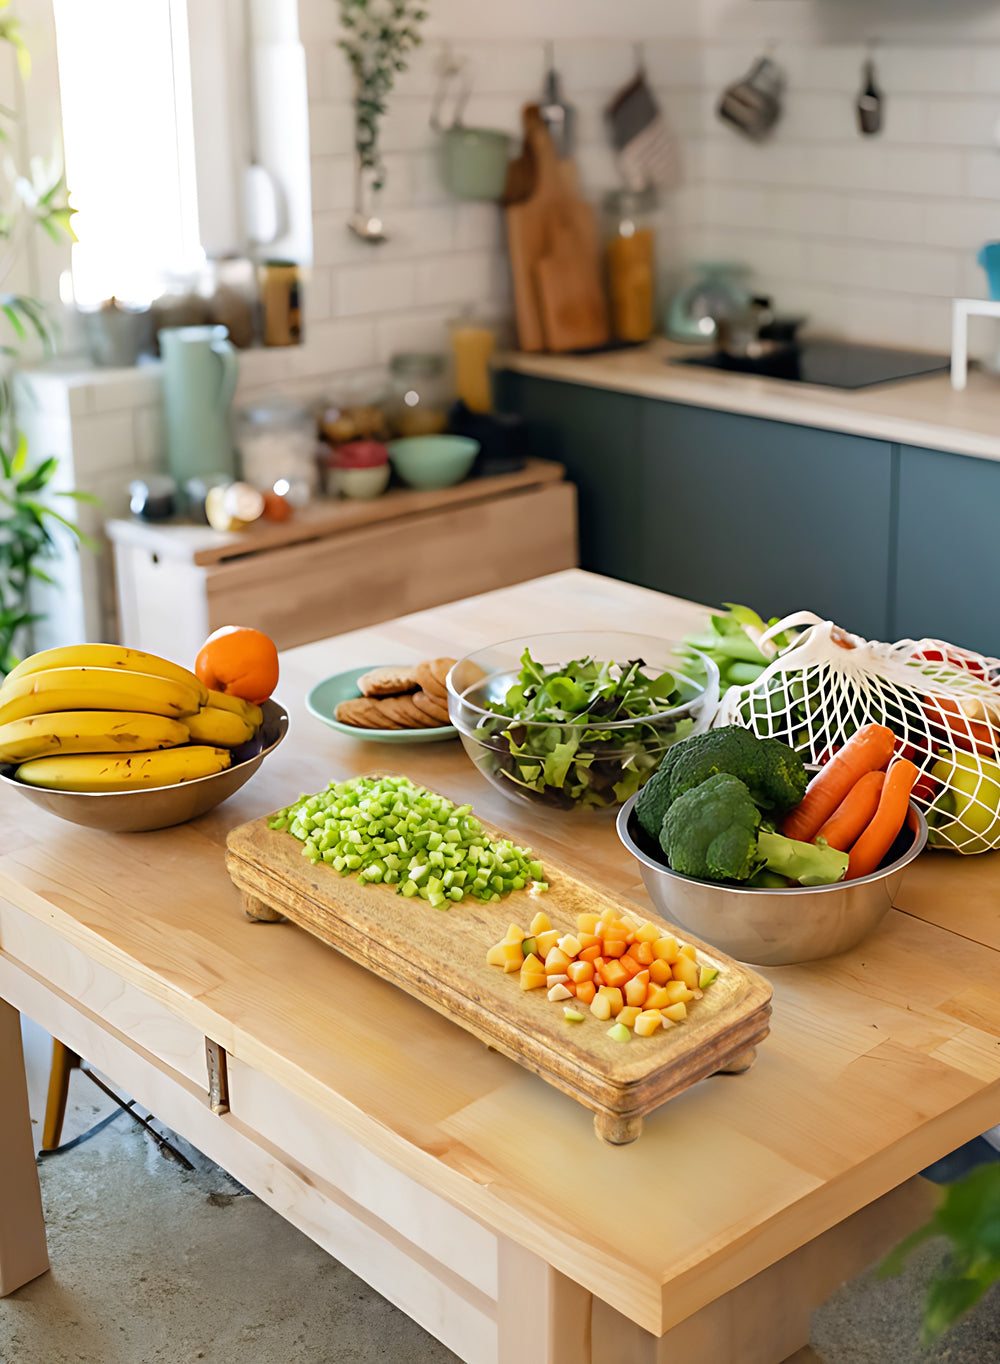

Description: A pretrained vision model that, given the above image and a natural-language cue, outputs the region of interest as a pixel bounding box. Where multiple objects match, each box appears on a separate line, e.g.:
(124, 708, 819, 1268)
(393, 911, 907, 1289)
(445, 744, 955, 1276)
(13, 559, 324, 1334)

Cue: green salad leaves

(474, 648, 699, 811)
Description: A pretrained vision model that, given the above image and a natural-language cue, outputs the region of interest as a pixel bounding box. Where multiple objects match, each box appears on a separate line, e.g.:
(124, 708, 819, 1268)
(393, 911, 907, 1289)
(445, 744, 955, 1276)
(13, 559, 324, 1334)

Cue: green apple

(926, 751, 1000, 853)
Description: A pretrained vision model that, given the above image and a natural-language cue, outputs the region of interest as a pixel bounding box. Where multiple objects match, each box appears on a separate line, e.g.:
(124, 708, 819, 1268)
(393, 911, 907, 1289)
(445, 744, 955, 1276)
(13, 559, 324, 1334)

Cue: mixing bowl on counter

(616, 795, 927, 966)
(446, 631, 719, 814)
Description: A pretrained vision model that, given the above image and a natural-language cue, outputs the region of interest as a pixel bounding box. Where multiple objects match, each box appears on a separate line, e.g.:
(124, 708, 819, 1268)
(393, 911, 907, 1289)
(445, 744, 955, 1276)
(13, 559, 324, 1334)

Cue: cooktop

(673, 340, 951, 391)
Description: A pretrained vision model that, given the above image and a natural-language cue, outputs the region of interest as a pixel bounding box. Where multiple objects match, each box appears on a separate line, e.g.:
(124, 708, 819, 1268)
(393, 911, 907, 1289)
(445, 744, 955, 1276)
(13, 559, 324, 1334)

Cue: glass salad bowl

(446, 632, 718, 814)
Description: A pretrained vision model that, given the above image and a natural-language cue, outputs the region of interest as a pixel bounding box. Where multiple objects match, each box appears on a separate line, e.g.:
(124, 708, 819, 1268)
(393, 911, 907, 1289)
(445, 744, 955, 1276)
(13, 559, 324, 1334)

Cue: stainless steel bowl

(0, 698, 288, 833)
(616, 794, 928, 966)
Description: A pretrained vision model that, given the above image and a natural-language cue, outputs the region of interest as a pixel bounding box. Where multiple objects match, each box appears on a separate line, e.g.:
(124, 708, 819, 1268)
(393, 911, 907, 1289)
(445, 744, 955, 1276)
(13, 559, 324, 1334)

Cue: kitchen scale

(673, 340, 951, 391)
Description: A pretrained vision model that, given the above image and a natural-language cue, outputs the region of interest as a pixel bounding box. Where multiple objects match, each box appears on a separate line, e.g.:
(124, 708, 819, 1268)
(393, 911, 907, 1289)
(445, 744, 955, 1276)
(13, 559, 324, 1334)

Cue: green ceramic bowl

(386, 435, 480, 491)
(306, 667, 457, 744)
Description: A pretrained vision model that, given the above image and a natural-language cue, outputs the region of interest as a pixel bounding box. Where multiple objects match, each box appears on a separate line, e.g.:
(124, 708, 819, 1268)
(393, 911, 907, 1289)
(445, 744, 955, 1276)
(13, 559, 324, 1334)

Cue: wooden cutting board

(506, 106, 610, 354)
(226, 799, 772, 1144)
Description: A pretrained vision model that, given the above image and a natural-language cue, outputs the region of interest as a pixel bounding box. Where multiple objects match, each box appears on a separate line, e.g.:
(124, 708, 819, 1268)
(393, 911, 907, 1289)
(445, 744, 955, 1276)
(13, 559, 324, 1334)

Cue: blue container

(977, 242, 1000, 301)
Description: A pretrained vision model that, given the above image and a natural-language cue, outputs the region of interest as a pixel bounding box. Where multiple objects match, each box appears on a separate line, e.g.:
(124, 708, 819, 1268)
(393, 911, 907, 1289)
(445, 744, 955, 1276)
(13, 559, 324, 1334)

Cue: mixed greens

(471, 648, 702, 811)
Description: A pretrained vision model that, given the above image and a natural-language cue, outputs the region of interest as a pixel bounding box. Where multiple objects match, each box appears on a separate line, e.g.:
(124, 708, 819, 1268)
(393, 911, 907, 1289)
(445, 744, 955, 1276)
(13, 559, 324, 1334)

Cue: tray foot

(716, 1046, 757, 1075)
(243, 891, 285, 923)
(594, 1111, 642, 1145)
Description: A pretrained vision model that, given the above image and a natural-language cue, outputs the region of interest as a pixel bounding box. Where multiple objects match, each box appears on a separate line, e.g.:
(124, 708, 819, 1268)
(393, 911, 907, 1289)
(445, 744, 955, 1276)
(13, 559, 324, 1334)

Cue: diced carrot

(632, 941, 654, 966)
(600, 960, 630, 990)
(578, 943, 602, 962)
(649, 960, 673, 985)
(602, 939, 628, 959)
(567, 960, 595, 984)
(575, 980, 596, 1005)
(620, 949, 644, 975)
(562, 980, 577, 996)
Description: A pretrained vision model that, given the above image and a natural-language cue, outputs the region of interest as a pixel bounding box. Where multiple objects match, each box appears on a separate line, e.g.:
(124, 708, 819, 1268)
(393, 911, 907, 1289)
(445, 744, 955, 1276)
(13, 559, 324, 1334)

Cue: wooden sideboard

(107, 460, 577, 662)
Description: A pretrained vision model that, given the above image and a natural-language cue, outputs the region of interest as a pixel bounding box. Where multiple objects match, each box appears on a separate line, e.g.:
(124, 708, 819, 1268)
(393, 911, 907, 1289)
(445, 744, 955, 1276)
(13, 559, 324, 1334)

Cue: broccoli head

(636, 726, 806, 841)
(659, 771, 849, 886)
(659, 773, 761, 881)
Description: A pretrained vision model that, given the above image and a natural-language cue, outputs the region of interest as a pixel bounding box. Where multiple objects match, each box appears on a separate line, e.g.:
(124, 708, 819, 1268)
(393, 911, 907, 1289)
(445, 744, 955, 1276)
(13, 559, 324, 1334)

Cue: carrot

(782, 723, 896, 842)
(846, 759, 919, 880)
(813, 770, 886, 852)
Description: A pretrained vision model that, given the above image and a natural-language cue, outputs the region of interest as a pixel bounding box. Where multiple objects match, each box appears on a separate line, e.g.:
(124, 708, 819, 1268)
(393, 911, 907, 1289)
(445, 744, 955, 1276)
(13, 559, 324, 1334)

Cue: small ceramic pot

(335, 464, 390, 500)
(442, 126, 511, 201)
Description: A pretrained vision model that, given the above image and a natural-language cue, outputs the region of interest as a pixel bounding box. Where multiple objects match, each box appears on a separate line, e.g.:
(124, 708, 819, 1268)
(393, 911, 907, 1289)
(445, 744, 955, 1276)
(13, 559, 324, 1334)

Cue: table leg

(497, 1238, 591, 1364)
(0, 998, 49, 1296)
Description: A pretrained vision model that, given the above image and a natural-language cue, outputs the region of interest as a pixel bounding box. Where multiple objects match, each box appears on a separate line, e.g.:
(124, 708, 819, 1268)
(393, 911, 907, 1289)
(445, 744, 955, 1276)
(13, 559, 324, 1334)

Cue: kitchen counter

(501, 339, 1000, 464)
(3, 569, 1000, 1364)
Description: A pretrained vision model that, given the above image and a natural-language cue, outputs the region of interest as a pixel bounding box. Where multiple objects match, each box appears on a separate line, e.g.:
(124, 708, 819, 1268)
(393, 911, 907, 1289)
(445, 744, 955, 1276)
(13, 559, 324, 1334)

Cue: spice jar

(387, 352, 450, 437)
(603, 190, 657, 344)
(236, 397, 318, 507)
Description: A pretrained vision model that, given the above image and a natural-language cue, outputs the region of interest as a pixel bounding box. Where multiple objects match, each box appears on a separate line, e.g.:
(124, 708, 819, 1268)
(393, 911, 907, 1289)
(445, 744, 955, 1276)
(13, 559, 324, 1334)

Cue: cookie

(377, 694, 437, 728)
(335, 697, 403, 729)
(356, 665, 419, 698)
(415, 658, 455, 699)
(412, 689, 451, 725)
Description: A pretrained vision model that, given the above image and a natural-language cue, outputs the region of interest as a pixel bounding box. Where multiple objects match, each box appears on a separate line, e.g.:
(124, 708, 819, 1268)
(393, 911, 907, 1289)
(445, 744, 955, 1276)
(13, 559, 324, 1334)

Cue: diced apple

(548, 982, 573, 1002)
(504, 923, 525, 944)
(652, 935, 679, 962)
(617, 1005, 641, 1029)
(544, 947, 572, 974)
(662, 1001, 688, 1022)
(634, 1010, 663, 1037)
(520, 936, 537, 957)
(563, 1008, 585, 1023)
(557, 934, 582, 957)
(529, 910, 552, 935)
(577, 932, 601, 949)
(521, 970, 547, 991)
(607, 1022, 631, 1043)
(597, 985, 624, 1016)
(522, 952, 543, 972)
(624, 977, 648, 1008)
(649, 959, 673, 985)
(663, 980, 695, 1004)
(486, 943, 506, 967)
(590, 993, 612, 1021)
(678, 943, 698, 962)
(535, 929, 560, 956)
(547, 972, 570, 986)
(699, 966, 719, 989)
(644, 985, 673, 1009)
(567, 960, 594, 984)
(672, 954, 700, 990)
(635, 920, 662, 944)
(576, 913, 600, 934)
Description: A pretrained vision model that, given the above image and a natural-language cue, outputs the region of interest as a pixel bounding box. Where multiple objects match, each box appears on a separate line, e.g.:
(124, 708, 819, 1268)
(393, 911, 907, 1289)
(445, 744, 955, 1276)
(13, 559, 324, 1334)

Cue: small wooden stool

(42, 1039, 80, 1151)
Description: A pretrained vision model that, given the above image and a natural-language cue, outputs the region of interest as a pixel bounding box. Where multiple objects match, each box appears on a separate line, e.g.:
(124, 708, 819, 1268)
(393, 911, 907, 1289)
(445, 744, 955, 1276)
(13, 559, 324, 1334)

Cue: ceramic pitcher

(159, 325, 239, 485)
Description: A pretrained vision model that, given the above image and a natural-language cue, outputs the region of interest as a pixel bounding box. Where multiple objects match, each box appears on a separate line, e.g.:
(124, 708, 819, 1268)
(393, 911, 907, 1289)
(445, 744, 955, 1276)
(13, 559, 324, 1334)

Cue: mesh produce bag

(713, 611, 1000, 854)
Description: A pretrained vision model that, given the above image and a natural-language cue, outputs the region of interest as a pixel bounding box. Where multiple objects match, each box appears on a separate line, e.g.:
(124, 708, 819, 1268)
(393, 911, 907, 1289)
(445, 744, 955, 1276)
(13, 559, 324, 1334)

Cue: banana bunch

(0, 644, 263, 792)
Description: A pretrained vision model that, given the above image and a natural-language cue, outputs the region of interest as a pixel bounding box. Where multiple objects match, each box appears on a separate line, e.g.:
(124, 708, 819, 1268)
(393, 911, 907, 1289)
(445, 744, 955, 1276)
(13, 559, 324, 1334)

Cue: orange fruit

(195, 626, 279, 705)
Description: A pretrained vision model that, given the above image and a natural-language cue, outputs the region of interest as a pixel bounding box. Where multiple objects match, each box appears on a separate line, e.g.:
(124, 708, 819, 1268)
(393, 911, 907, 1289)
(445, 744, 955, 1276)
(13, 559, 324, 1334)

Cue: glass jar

(603, 189, 657, 344)
(236, 397, 318, 507)
(387, 352, 450, 437)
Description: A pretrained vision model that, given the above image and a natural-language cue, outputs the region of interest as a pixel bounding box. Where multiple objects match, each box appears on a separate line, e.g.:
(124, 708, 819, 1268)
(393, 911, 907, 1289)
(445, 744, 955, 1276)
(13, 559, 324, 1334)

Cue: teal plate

(306, 666, 458, 743)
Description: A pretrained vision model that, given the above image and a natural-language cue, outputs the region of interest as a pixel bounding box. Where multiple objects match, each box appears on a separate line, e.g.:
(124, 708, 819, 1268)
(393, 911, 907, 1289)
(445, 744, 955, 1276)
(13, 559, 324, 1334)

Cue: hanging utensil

(717, 53, 784, 141)
(242, 0, 283, 246)
(856, 56, 884, 136)
(539, 41, 575, 160)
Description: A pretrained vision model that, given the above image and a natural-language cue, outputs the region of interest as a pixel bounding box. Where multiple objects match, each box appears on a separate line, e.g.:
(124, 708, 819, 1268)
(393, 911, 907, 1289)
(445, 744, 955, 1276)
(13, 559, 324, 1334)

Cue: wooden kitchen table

(2, 569, 1000, 1364)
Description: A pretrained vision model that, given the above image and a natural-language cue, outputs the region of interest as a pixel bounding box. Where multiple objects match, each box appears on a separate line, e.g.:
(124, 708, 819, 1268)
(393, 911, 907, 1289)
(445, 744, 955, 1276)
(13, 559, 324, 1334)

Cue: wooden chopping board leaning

(506, 105, 610, 354)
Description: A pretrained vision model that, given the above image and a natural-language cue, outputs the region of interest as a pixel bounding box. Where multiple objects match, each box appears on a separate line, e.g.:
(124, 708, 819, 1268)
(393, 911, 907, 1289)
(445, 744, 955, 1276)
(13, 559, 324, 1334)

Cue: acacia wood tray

(226, 807, 773, 1144)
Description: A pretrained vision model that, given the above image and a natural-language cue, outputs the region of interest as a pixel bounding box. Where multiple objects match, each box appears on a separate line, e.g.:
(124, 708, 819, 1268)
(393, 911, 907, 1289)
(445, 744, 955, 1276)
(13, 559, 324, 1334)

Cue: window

(53, 0, 203, 305)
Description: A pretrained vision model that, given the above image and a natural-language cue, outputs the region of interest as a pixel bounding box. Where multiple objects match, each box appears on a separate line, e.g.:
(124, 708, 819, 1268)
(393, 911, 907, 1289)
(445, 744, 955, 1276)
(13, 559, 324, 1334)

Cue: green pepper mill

(158, 325, 239, 485)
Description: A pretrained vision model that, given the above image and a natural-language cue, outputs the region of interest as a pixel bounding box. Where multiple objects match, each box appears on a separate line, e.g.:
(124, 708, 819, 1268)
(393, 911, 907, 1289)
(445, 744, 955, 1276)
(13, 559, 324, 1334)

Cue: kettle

(159, 325, 239, 486)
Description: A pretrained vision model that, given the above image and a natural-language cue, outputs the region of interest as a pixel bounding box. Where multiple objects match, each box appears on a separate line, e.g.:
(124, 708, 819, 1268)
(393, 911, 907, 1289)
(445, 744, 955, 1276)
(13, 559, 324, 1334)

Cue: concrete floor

(3, 1034, 999, 1364)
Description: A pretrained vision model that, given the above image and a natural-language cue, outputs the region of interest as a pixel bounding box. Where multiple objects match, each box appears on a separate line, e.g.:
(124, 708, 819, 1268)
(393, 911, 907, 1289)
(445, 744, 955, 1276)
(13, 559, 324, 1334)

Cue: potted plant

(337, 0, 427, 241)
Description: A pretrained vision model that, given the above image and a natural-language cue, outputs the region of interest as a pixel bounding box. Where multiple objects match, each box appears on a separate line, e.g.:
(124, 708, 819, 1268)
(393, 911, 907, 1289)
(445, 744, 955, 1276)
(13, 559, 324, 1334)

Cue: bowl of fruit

(0, 627, 287, 832)
(446, 632, 718, 814)
(617, 724, 927, 966)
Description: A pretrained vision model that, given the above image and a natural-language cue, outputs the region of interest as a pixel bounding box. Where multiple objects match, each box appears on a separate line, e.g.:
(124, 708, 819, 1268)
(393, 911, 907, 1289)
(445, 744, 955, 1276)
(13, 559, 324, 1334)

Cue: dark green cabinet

(497, 373, 646, 584)
(892, 443, 1000, 657)
(639, 402, 893, 640)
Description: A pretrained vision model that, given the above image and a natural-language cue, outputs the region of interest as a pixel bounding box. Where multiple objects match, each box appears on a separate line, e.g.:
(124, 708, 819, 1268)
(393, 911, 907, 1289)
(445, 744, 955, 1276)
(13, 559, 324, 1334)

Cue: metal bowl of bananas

(0, 643, 288, 833)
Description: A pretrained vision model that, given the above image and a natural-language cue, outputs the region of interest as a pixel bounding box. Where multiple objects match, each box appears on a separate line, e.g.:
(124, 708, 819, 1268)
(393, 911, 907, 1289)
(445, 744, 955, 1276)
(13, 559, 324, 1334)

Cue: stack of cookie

(335, 658, 456, 731)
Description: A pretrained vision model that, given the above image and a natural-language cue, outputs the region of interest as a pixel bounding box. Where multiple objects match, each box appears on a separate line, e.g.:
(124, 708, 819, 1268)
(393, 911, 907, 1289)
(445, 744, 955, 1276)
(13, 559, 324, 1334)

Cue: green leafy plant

(0, 8, 84, 675)
(881, 1162, 1000, 1345)
(337, 0, 427, 191)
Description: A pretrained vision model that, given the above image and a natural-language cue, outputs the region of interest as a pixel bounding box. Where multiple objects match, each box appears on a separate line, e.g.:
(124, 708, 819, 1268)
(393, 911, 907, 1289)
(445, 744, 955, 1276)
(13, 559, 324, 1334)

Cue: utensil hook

(430, 44, 472, 133)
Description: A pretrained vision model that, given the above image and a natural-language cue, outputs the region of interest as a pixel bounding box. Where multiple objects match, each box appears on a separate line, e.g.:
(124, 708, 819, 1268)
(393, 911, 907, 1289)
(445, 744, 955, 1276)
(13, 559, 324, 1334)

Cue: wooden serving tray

(226, 808, 773, 1144)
